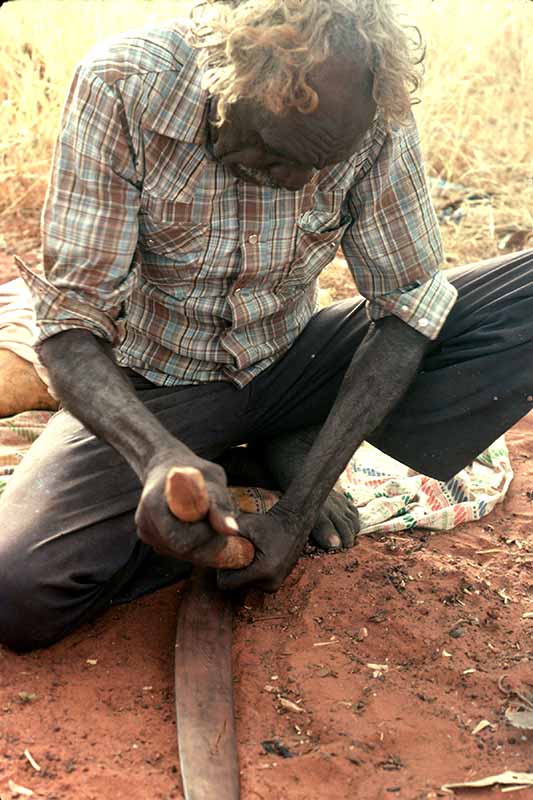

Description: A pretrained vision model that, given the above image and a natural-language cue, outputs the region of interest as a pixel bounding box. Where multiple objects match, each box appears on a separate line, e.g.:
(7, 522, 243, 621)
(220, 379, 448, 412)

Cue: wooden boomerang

(166, 467, 255, 800)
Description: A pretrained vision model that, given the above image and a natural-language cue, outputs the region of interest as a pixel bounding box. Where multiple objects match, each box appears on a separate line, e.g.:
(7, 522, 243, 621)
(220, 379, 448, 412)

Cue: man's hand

(310, 488, 360, 550)
(135, 451, 240, 568)
(216, 505, 307, 593)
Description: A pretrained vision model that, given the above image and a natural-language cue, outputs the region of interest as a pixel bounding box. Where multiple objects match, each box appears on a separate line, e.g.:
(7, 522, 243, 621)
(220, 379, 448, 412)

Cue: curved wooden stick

(175, 569, 240, 800)
(165, 466, 255, 570)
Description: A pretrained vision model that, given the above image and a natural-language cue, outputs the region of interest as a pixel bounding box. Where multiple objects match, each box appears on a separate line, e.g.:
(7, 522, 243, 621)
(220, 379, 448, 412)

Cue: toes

(329, 509, 358, 548)
(310, 513, 342, 550)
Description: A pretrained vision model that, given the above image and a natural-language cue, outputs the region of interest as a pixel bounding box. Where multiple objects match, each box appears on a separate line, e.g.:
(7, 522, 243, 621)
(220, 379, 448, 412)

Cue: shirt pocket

(276, 189, 351, 296)
(138, 192, 210, 288)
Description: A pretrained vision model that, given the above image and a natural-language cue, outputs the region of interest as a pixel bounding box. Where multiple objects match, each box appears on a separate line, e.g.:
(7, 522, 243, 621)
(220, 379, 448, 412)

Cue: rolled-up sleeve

(22, 62, 142, 348)
(342, 114, 457, 340)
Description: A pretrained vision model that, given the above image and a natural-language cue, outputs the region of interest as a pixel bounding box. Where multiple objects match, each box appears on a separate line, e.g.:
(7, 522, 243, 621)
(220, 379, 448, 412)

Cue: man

(1, 0, 532, 652)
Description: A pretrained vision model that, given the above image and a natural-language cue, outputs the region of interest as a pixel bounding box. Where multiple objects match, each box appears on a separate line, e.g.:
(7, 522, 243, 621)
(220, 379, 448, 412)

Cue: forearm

(38, 329, 195, 482)
(277, 315, 430, 529)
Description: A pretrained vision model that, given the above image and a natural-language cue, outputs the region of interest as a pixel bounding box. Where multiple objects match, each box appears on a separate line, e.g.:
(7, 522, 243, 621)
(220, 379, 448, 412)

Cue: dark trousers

(1, 250, 532, 650)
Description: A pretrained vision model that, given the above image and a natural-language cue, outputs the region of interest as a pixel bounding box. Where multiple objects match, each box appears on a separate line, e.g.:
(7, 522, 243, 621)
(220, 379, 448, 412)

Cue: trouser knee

(0, 551, 68, 652)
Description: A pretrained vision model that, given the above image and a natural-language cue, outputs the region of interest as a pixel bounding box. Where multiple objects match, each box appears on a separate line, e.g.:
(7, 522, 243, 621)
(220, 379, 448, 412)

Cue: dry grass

(0, 0, 531, 277)
(411, 0, 533, 266)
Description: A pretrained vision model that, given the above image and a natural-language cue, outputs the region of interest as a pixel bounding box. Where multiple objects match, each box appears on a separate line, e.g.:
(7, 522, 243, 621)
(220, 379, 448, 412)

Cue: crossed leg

(0, 249, 532, 651)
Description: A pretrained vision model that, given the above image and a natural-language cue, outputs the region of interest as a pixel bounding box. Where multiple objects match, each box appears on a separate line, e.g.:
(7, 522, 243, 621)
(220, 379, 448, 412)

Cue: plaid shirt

(20, 24, 457, 388)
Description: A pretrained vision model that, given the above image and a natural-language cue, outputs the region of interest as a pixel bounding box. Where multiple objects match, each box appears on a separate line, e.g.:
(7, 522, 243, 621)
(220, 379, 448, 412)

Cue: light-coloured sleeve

(21, 62, 142, 348)
(341, 115, 457, 340)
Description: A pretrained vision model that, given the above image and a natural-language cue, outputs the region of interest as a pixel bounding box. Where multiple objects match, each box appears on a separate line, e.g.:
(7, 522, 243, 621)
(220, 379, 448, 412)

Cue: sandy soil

(0, 243, 532, 799)
(0, 415, 531, 800)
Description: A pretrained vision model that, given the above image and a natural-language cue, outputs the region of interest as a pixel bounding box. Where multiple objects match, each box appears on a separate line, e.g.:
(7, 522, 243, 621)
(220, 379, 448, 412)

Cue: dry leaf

(505, 708, 533, 730)
(442, 650, 453, 658)
(522, 612, 533, 619)
(442, 771, 533, 791)
(86, 659, 98, 665)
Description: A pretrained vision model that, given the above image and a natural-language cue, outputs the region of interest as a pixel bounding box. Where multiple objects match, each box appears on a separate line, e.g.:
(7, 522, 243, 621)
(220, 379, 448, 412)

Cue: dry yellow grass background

(0, 0, 531, 281)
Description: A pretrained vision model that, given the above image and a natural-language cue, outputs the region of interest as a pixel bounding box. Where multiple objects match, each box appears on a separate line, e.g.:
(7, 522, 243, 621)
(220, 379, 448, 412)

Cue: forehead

(254, 57, 376, 165)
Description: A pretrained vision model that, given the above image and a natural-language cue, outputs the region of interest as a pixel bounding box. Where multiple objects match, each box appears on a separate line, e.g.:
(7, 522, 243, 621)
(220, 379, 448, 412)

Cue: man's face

(210, 56, 377, 191)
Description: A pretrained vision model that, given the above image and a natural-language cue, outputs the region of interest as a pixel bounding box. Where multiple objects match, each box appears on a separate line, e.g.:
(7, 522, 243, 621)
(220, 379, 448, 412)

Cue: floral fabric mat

(0, 411, 513, 535)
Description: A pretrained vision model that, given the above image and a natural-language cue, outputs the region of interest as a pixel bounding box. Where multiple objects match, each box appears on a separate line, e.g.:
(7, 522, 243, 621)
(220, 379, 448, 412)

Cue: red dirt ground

(0, 243, 532, 800)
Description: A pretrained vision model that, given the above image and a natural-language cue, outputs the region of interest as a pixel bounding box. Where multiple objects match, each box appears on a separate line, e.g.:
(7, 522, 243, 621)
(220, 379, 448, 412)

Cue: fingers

(217, 562, 278, 593)
(165, 463, 243, 541)
(207, 502, 240, 536)
(216, 565, 254, 591)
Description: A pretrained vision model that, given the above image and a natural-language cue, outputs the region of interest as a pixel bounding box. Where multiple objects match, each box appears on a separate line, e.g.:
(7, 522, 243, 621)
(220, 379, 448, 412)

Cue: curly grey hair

(188, 0, 424, 126)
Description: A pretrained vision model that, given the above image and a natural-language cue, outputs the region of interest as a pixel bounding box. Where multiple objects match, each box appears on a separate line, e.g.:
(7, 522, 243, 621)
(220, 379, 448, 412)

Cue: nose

(269, 163, 315, 191)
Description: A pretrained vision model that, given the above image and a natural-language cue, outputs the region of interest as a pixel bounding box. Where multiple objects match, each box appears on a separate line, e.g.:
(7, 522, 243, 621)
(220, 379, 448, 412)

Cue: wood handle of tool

(165, 466, 255, 570)
(165, 466, 210, 522)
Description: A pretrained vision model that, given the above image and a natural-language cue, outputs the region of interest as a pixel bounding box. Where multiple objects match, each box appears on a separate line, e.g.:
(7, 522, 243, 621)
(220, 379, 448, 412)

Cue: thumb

(207, 487, 241, 536)
(217, 563, 258, 591)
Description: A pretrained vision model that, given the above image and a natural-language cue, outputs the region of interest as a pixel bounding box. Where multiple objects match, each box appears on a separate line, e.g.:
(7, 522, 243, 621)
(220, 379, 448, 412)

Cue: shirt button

(248, 234, 258, 244)
(419, 318, 429, 328)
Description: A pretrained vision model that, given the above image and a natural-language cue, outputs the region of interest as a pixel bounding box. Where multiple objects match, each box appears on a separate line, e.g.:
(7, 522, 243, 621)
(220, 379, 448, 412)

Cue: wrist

(139, 437, 197, 484)
(273, 498, 317, 541)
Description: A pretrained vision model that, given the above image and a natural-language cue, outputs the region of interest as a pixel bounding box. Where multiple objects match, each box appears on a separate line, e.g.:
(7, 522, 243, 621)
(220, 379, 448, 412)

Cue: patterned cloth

(0, 412, 512, 535)
(0, 411, 52, 495)
(19, 23, 456, 389)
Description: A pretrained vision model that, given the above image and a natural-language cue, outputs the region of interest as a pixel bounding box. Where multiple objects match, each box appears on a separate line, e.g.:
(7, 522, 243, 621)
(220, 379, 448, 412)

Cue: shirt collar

(142, 29, 210, 146)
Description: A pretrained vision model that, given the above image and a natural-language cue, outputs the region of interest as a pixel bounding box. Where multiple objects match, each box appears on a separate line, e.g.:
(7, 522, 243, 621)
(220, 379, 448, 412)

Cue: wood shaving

(471, 719, 494, 735)
(497, 588, 513, 604)
(23, 749, 40, 771)
(7, 780, 34, 797)
(279, 698, 304, 713)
